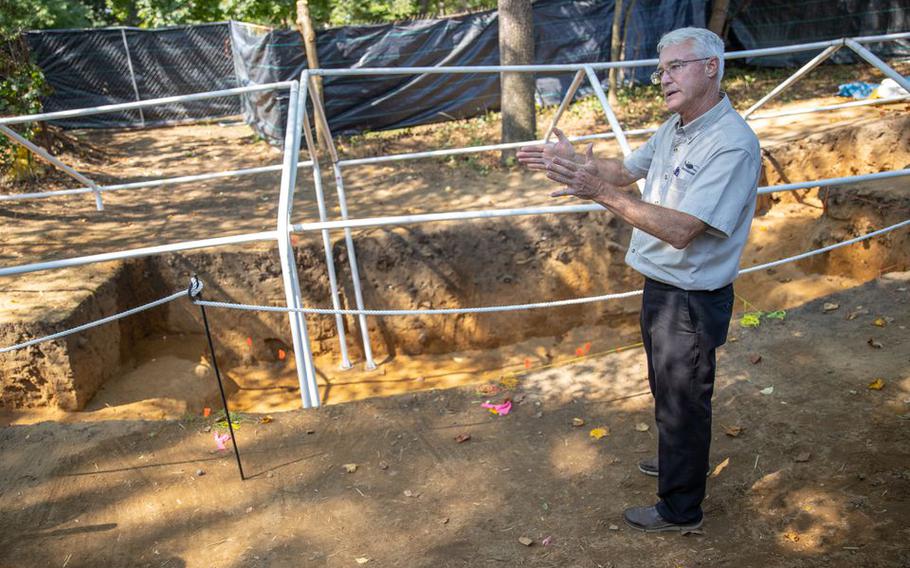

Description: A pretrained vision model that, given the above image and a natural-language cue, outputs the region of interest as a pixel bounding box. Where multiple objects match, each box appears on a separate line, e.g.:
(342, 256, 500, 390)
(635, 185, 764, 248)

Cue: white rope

(194, 219, 910, 317)
(0, 290, 186, 354)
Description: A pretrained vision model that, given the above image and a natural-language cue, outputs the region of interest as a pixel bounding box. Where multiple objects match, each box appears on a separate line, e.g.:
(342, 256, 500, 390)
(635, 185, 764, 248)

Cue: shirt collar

(673, 92, 731, 140)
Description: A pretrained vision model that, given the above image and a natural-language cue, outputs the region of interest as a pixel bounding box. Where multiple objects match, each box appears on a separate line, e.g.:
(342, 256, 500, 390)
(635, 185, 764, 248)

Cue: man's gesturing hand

(547, 143, 613, 200)
(516, 128, 577, 171)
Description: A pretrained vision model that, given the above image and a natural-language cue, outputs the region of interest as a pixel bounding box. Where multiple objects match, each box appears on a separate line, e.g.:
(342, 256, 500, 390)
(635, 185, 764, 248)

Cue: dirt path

(1, 272, 908, 567)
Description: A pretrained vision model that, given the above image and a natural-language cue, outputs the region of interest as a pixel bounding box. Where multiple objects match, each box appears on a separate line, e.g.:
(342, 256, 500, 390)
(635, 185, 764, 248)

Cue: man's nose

(660, 71, 673, 87)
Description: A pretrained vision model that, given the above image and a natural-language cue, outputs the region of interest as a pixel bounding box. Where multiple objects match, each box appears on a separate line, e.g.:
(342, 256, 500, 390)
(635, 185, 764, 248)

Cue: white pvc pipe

(0, 125, 104, 210)
(583, 65, 633, 156)
(306, 74, 376, 370)
(274, 81, 319, 409)
(0, 82, 295, 126)
(844, 39, 910, 94)
(742, 44, 841, 119)
(298, 73, 353, 370)
(544, 70, 586, 141)
(756, 168, 910, 195)
(290, 169, 910, 233)
(747, 95, 910, 121)
(0, 162, 312, 203)
(0, 231, 278, 277)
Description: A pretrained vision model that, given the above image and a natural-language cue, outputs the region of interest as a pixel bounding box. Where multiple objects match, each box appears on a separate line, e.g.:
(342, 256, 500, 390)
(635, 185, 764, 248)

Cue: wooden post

(295, 0, 329, 151)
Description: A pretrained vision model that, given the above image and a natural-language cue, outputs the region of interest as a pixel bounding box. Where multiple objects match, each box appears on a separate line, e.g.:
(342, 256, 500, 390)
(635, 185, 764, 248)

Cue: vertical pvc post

(844, 38, 910, 94)
(582, 65, 643, 192)
(742, 44, 841, 119)
(120, 28, 146, 128)
(543, 69, 586, 141)
(0, 125, 104, 211)
(306, 74, 377, 370)
(276, 81, 320, 408)
(297, 70, 353, 370)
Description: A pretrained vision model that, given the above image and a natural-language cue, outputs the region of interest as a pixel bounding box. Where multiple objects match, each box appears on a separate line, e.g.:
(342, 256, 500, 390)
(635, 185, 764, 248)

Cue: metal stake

(188, 276, 245, 481)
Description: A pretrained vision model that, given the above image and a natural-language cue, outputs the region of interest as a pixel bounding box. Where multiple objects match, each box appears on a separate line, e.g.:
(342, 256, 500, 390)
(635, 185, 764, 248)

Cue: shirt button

(663, 174, 668, 181)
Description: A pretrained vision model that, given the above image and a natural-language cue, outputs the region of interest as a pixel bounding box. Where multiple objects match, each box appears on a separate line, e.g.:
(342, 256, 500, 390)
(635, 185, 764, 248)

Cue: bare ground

(1, 271, 908, 568)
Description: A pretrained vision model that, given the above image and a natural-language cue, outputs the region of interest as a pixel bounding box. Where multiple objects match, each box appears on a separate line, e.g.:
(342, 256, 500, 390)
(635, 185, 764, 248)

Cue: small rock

(823, 302, 839, 312)
(749, 353, 762, 365)
(403, 489, 420, 498)
(245, 506, 253, 513)
(795, 452, 811, 463)
(378, 461, 389, 470)
(634, 422, 650, 432)
(343, 463, 358, 473)
(608, 524, 619, 531)
(195, 469, 205, 477)
(518, 536, 534, 546)
(454, 433, 471, 444)
(193, 364, 211, 378)
(441, 517, 449, 525)
(572, 417, 585, 427)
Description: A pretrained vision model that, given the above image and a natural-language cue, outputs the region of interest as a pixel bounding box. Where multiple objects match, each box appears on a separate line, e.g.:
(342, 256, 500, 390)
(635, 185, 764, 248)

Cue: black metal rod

(198, 302, 245, 481)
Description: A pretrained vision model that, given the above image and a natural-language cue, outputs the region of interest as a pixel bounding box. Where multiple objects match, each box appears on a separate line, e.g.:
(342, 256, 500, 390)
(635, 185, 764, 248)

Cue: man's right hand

(516, 128, 577, 171)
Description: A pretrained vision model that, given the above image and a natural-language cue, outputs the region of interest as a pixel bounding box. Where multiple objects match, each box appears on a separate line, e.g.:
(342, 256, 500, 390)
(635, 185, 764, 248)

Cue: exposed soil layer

(0, 98, 908, 411)
(1, 272, 908, 568)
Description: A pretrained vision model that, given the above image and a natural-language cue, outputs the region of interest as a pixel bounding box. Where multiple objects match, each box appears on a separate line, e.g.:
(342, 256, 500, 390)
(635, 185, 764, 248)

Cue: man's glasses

(650, 57, 712, 85)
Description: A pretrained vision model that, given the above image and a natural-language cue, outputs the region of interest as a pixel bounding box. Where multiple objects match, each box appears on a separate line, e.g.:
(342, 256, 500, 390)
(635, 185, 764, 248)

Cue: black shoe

(638, 456, 658, 477)
(623, 505, 703, 533)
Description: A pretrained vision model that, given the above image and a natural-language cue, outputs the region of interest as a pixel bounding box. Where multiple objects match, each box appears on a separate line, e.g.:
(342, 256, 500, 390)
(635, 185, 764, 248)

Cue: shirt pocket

(663, 175, 689, 209)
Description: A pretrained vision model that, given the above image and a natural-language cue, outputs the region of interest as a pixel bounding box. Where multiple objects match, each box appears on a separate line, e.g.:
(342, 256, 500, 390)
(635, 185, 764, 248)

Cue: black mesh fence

(25, 23, 239, 129)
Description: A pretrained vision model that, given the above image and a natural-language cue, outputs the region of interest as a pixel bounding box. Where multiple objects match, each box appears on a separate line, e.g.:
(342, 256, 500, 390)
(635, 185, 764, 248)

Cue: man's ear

(705, 56, 719, 78)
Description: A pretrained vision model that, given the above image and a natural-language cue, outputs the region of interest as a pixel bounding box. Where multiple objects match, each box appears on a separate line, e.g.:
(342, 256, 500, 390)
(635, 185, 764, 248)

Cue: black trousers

(640, 277, 734, 524)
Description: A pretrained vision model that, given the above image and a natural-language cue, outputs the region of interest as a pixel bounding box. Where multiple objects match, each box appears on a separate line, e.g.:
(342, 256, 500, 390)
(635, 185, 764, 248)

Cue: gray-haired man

(518, 27, 760, 532)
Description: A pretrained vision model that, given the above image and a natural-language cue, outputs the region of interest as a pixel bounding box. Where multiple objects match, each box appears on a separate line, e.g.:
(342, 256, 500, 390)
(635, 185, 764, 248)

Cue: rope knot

(187, 275, 204, 300)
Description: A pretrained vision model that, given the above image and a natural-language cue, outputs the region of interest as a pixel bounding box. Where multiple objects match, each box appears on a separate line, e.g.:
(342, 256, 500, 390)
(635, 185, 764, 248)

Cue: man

(517, 27, 761, 532)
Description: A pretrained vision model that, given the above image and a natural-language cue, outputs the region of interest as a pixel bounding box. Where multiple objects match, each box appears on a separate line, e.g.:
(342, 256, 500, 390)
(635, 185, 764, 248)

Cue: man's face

(657, 40, 717, 116)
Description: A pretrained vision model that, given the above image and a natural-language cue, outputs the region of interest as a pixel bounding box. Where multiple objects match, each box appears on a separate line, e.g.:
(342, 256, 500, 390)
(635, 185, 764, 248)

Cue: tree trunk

(498, 0, 536, 165)
(708, 0, 731, 36)
(607, 0, 624, 107)
(295, 0, 329, 151)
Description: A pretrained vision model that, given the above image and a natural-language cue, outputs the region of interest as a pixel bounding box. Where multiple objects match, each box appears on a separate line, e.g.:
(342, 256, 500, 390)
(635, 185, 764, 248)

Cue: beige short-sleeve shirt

(623, 94, 761, 291)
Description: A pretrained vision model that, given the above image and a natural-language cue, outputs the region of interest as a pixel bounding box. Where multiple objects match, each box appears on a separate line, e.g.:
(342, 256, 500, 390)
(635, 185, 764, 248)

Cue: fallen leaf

(760, 386, 774, 395)
(403, 489, 420, 498)
(867, 378, 886, 390)
(572, 417, 585, 427)
(378, 461, 389, 470)
(441, 517, 449, 524)
(823, 302, 839, 312)
(723, 425, 744, 437)
(740, 312, 762, 328)
(867, 338, 883, 349)
(343, 463, 358, 473)
(766, 310, 786, 320)
(524, 358, 532, 369)
(541, 536, 553, 546)
(258, 415, 273, 424)
(749, 353, 763, 365)
(500, 375, 519, 390)
(608, 524, 619, 531)
(454, 433, 471, 444)
(795, 451, 811, 463)
(589, 427, 609, 440)
(518, 536, 533, 546)
(277, 349, 287, 361)
(634, 422, 650, 432)
(783, 531, 800, 543)
(711, 457, 731, 477)
(872, 317, 887, 327)
(355, 557, 371, 564)
(476, 384, 500, 396)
